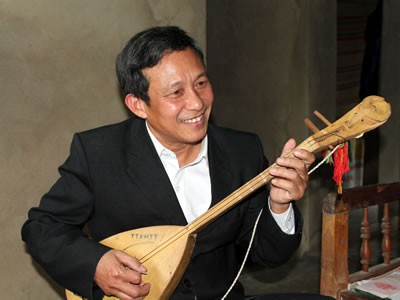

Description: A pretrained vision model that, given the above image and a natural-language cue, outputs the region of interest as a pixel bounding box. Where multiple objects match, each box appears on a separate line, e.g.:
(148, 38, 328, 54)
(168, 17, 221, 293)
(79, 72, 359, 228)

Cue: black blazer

(22, 117, 303, 300)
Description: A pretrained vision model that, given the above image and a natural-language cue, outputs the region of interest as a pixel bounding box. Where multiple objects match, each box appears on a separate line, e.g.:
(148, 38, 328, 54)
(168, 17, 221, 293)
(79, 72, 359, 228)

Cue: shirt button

(175, 186, 180, 192)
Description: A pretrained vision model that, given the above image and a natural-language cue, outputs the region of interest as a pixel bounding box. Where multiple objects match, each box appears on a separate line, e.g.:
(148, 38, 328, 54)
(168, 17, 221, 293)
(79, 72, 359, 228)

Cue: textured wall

(1, 0, 205, 298)
(379, 0, 400, 182)
(207, 1, 399, 295)
(207, 0, 336, 255)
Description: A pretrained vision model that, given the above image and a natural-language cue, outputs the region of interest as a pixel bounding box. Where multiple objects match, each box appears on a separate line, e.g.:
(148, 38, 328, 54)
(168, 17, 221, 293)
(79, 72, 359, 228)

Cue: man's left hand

(268, 138, 315, 214)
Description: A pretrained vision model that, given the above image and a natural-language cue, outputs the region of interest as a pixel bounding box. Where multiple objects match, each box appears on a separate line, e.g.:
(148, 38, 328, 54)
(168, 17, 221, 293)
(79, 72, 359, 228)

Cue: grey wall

(207, 0, 337, 254)
(379, 0, 400, 182)
(206, 2, 400, 291)
(1, 1, 205, 298)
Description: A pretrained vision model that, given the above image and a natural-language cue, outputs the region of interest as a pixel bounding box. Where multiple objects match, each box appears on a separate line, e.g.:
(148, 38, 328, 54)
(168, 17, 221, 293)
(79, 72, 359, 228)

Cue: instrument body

(66, 226, 196, 300)
(66, 96, 391, 300)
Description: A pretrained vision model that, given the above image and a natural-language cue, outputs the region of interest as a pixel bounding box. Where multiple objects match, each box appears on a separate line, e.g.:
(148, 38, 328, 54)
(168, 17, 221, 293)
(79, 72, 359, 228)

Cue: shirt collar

(145, 121, 208, 163)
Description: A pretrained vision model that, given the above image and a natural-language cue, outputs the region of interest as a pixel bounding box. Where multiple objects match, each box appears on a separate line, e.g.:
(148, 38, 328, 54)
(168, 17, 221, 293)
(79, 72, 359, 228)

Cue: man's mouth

(181, 114, 204, 124)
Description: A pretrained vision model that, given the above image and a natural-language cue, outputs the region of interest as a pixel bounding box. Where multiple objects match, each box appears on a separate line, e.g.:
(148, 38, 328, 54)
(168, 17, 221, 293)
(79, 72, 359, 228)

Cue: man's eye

(196, 80, 208, 88)
(169, 89, 183, 97)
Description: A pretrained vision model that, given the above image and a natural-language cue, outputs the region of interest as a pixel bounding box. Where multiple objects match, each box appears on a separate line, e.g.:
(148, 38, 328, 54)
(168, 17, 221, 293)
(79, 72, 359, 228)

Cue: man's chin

(186, 133, 207, 145)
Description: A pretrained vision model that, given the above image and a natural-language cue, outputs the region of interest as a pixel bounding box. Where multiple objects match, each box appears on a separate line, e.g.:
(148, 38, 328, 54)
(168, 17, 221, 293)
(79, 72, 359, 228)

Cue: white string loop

(222, 144, 342, 299)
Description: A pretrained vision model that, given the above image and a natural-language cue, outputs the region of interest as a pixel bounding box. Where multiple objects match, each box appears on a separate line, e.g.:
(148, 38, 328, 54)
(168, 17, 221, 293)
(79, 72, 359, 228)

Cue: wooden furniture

(320, 182, 400, 299)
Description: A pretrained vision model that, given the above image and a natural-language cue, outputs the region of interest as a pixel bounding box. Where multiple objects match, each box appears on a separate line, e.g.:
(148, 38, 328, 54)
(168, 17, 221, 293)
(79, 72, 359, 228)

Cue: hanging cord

(307, 144, 341, 175)
(221, 206, 264, 300)
(221, 145, 341, 299)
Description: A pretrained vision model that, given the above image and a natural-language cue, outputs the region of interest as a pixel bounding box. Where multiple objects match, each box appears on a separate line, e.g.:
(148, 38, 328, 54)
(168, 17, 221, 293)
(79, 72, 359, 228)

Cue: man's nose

(185, 89, 204, 110)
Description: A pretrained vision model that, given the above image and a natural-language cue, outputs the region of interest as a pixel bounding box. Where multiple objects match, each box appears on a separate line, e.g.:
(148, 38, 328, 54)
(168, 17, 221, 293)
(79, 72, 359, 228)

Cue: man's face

(139, 48, 214, 150)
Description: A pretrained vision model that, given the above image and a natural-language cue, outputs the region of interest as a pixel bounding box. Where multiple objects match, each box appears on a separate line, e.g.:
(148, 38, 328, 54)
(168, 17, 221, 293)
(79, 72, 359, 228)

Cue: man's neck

(145, 122, 207, 167)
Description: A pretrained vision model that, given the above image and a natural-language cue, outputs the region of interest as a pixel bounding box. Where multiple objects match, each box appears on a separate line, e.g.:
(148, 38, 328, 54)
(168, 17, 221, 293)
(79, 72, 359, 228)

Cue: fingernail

(140, 265, 147, 273)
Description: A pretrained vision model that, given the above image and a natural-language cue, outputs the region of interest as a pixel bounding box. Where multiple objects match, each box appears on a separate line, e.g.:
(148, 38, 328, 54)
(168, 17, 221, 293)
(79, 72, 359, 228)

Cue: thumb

(280, 138, 296, 158)
(114, 250, 147, 273)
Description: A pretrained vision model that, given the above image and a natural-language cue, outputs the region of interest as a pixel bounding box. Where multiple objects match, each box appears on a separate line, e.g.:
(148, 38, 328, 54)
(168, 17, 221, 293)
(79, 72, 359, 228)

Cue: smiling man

(124, 47, 213, 167)
(21, 26, 332, 300)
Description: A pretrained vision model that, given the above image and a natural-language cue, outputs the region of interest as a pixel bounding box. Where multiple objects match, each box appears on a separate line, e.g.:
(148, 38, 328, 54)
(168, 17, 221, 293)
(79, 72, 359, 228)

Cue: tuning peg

(304, 116, 334, 150)
(313, 111, 332, 126)
(304, 118, 320, 133)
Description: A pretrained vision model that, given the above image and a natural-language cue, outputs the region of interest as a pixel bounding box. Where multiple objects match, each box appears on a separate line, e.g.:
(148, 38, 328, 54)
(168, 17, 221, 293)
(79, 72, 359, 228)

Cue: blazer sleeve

(236, 136, 304, 268)
(248, 198, 303, 267)
(21, 133, 110, 299)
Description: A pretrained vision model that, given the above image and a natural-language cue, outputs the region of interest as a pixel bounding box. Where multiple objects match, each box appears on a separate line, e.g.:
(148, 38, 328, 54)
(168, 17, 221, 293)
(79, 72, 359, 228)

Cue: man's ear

(125, 94, 148, 119)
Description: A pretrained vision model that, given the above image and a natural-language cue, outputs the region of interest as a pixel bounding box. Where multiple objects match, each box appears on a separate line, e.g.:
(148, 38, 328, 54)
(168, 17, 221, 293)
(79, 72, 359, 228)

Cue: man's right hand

(94, 249, 151, 300)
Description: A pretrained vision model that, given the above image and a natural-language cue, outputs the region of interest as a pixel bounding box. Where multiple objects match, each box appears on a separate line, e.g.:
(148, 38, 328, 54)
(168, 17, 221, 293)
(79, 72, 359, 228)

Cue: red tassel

(332, 142, 350, 194)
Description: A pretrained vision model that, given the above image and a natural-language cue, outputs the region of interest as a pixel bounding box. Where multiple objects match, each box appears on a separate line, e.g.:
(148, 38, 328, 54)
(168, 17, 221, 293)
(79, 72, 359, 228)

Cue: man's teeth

(182, 115, 203, 124)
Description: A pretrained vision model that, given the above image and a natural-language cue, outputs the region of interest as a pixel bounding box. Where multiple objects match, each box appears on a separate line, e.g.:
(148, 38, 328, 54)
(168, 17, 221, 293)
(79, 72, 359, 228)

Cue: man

(22, 26, 320, 300)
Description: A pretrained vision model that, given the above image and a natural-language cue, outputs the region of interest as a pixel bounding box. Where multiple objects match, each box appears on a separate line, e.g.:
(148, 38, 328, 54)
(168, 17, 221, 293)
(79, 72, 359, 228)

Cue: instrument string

(139, 166, 272, 262)
(138, 161, 274, 262)
(140, 134, 346, 265)
(139, 136, 326, 263)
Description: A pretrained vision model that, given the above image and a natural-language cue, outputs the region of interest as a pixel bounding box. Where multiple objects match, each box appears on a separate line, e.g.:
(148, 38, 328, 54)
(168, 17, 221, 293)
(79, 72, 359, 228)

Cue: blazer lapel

(124, 118, 187, 225)
(207, 126, 234, 208)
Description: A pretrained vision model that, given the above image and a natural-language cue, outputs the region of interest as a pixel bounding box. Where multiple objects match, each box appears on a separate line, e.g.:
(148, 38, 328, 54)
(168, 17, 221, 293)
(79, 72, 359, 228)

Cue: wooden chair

(320, 182, 400, 299)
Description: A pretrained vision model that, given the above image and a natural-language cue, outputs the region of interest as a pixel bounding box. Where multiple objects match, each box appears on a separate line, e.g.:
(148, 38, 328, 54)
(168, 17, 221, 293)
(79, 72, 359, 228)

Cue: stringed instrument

(66, 95, 391, 300)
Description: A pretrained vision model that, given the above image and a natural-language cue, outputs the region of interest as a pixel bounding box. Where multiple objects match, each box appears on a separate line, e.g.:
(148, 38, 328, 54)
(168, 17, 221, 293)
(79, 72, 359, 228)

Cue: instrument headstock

(299, 95, 391, 154)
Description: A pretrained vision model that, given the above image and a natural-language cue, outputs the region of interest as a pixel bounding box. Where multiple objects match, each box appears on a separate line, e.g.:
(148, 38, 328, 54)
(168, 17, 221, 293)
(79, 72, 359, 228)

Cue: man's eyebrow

(197, 71, 209, 79)
(164, 81, 182, 92)
(164, 72, 209, 91)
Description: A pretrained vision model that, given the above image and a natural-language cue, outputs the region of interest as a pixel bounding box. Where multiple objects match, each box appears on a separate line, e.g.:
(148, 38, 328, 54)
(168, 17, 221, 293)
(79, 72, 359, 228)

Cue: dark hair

(116, 26, 205, 103)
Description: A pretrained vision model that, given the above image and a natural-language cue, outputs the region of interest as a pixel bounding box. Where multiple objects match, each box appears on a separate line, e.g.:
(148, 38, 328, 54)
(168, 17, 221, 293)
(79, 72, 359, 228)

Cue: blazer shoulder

(208, 124, 267, 166)
(208, 124, 262, 150)
(68, 117, 145, 161)
(77, 118, 136, 141)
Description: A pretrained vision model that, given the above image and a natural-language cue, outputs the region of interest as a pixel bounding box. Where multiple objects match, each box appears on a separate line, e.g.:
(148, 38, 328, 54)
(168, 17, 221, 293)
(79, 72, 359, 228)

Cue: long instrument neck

(185, 136, 316, 235)
(139, 96, 391, 263)
(140, 137, 315, 263)
(139, 160, 278, 263)
(186, 165, 272, 234)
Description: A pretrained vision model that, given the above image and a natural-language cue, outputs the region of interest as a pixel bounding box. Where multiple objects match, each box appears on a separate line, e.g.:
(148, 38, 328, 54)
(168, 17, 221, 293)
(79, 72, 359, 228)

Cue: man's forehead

(143, 50, 206, 84)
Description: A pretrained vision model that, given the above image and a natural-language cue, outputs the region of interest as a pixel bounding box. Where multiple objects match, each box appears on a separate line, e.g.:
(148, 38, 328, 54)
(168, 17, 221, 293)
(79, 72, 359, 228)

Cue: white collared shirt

(147, 124, 211, 223)
(146, 123, 295, 233)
